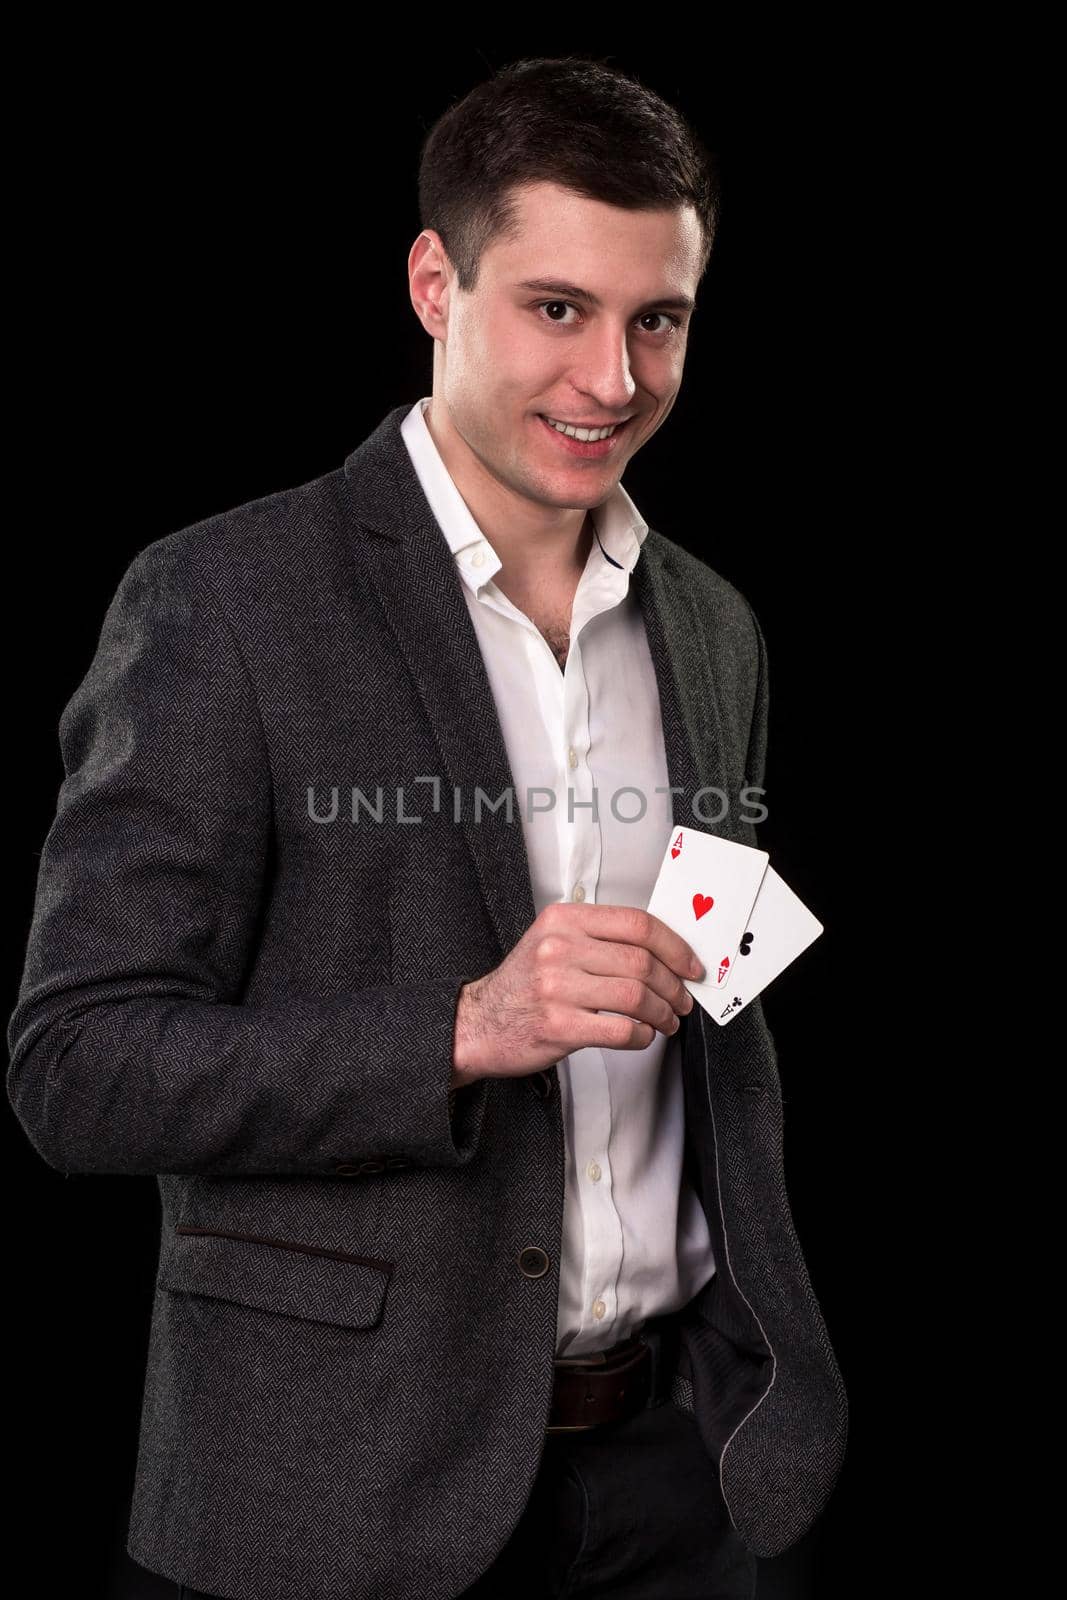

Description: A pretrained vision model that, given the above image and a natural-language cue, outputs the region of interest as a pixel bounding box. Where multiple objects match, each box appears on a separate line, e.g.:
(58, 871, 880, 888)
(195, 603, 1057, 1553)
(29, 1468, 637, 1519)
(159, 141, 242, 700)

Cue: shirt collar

(400, 395, 649, 598)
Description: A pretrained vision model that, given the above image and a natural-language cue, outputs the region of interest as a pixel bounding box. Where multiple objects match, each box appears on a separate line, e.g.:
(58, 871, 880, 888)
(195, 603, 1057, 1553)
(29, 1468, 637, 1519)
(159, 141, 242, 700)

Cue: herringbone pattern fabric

(6, 403, 847, 1599)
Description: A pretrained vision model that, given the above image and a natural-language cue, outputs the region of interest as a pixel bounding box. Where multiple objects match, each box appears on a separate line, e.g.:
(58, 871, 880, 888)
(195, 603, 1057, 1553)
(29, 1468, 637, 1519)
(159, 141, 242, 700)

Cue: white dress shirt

(401, 397, 717, 1356)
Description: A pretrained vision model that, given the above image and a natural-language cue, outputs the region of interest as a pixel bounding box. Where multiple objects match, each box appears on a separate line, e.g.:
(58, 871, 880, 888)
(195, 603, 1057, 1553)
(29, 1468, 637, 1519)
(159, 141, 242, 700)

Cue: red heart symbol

(692, 893, 714, 920)
(671, 847, 681, 858)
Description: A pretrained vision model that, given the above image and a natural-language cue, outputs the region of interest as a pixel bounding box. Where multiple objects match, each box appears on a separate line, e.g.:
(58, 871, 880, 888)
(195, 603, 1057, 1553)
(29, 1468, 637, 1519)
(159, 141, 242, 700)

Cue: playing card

(645, 825, 769, 998)
(704, 864, 823, 1025)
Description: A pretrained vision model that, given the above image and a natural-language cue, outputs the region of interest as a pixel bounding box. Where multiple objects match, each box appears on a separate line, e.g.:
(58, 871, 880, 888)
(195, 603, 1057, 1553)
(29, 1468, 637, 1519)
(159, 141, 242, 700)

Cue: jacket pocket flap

(160, 1227, 394, 1331)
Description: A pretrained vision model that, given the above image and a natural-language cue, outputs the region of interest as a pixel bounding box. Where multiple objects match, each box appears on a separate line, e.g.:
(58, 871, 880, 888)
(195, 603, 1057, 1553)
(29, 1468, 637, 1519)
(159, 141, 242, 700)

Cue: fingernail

(689, 958, 704, 980)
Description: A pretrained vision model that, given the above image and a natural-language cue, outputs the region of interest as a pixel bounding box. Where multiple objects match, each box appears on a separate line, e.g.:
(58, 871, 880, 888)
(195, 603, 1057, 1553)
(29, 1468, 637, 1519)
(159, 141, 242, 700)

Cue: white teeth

(543, 416, 619, 442)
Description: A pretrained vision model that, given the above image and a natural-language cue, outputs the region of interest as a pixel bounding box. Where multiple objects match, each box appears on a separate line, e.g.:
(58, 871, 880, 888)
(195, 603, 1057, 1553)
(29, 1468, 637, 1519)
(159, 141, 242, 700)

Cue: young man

(7, 55, 846, 1600)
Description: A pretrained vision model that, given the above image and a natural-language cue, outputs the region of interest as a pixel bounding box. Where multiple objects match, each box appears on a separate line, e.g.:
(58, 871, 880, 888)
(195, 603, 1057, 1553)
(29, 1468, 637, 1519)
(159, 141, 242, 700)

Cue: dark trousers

(177, 1400, 755, 1600)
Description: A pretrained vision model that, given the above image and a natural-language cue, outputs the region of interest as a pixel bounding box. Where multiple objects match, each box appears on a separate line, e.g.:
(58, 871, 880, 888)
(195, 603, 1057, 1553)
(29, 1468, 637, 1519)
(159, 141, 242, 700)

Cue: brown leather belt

(546, 1334, 654, 1433)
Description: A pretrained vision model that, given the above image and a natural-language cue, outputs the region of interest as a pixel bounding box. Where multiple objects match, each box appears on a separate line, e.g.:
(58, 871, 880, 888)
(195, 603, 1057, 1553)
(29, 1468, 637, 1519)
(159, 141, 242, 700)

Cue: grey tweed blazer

(6, 402, 847, 1600)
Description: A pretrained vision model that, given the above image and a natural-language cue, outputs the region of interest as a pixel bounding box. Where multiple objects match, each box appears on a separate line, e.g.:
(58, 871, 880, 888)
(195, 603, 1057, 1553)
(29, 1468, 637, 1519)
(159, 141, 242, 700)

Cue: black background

(8, 27, 915, 1599)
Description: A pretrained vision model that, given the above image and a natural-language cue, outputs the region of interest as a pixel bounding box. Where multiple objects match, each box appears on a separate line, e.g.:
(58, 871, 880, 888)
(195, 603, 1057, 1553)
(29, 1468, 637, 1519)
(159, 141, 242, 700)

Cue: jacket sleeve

(5, 540, 490, 1179)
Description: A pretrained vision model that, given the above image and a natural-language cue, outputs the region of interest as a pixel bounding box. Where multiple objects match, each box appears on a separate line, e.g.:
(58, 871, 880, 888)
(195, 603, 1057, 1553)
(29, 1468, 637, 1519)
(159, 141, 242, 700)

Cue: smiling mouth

(537, 414, 634, 441)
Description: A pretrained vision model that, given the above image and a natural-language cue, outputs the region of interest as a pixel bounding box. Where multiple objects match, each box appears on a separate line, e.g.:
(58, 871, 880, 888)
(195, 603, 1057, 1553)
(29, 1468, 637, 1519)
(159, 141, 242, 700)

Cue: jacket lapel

(628, 541, 737, 1073)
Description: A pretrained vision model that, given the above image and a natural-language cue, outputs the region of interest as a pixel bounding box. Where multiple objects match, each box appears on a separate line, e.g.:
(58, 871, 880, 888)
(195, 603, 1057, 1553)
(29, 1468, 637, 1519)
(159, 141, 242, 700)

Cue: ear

(408, 230, 452, 342)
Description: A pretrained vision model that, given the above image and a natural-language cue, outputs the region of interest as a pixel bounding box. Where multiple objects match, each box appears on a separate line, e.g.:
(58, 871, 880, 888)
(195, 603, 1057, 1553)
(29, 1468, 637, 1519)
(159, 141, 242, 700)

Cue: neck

(424, 396, 597, 591)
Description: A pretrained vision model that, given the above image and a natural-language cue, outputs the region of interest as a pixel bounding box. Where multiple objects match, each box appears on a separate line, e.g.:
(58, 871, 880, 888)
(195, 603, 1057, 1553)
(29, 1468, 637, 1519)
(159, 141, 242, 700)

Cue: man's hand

(450, 903, 704, 1087)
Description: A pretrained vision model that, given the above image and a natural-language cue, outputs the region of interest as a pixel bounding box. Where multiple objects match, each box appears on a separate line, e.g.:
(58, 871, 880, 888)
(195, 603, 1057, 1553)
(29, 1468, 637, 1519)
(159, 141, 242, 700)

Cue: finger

(545, 968, 685, 1039)
(579, 1010, 660, 1052)
(571, 935, 694, 1017)
(573, 903, 704, 981)
(643, 911, 706, 980)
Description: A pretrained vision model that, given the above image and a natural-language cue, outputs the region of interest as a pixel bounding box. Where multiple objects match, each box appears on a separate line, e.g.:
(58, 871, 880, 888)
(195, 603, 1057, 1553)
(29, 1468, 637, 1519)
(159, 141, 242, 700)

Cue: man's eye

(638, 312, 682, 334)
(536, 301, 579, 325)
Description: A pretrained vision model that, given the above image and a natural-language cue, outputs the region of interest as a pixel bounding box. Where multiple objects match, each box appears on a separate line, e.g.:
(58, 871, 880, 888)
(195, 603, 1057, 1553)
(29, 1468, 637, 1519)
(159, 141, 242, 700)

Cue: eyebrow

(514, 278, 696, 315)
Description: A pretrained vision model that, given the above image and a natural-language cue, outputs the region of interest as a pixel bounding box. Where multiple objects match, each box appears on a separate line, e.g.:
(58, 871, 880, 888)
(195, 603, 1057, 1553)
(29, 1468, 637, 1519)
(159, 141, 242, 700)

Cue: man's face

(429, 180, 703, 515)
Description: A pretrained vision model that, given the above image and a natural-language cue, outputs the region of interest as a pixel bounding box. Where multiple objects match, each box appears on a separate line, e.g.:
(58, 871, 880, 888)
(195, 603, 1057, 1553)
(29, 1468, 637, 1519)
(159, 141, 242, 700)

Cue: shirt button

(572, 883, 586, 902)
(586, 1160, 601, 1182)
(471, 548, 486, 567)
(568, 747, 578, 769)
(592, 1299, 606, 1319)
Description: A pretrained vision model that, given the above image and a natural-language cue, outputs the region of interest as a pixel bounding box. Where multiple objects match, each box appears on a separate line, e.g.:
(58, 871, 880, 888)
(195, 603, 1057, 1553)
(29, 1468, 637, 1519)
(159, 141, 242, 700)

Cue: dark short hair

(417, 55, 720, 294)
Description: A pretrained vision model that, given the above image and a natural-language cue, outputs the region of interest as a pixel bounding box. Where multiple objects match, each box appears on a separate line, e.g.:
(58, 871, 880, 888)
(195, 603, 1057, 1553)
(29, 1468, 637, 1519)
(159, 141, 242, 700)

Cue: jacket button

(385, 1157, 410, 1170)
(518, 1246, 550, 1278)
(529, 1069, 555, 1100)
(358, 1160, 385, 1174)
(334, 1163, 360, 1175)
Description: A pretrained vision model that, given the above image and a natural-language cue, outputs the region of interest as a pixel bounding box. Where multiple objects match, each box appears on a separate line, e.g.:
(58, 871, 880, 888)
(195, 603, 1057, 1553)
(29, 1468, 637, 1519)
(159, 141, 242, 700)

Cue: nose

(569, 319, 637, 414)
